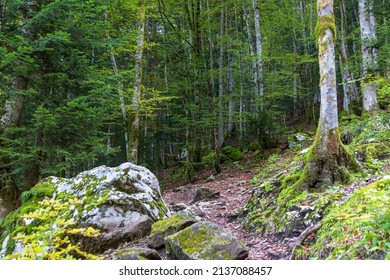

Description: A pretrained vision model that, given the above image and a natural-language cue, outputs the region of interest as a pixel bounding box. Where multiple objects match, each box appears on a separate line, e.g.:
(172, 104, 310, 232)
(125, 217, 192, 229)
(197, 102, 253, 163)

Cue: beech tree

(301, 0, 355, 188)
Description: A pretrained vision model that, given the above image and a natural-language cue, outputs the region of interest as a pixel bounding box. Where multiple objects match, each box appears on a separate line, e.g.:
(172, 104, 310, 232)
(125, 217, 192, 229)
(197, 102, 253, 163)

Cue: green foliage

(377, 78, 390, 110)
(3, 197, 100, 260)
(20, 182, 55, 203)
(221, 146, 244, 162)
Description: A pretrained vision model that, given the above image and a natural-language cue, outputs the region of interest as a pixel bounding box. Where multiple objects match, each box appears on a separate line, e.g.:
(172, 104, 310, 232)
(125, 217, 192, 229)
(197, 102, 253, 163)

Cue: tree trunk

(303, 0, 355, 188)
(206, 0, 221, 174)
(242, 0, 256, 114)
(128, 0, 146, 163)
(252, 0, 264, 102)
(339, 0, 358, 113)
(217, 5, 225, 150)
(359, 0, 378, 112)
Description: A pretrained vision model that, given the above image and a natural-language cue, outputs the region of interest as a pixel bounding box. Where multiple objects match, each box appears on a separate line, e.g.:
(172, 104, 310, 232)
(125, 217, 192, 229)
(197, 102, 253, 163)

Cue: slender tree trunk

(242, 0, 256, 113)
(128, 0, 146, 163)
(359, 0, 378, 112)
(105, 12, 130, 157)
(339, 0, 358, 113)
(252, 0, 264, 102)
(217, 5, 225, 150)
(206, 0, 221, 173)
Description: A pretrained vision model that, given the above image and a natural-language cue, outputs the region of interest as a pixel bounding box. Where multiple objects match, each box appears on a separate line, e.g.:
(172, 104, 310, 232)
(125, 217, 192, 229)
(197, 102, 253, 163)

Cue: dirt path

(162, 164, 288, 260)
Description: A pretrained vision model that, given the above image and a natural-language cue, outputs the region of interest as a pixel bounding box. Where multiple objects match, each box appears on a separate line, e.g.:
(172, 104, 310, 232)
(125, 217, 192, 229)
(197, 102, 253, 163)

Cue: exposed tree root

(282, 222, 322, 260)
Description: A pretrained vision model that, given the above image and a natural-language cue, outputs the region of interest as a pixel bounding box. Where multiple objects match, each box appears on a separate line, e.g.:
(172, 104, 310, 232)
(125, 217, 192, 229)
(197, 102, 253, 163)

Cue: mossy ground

(302, 178, 390, 260)
(244, 110, 390, 259)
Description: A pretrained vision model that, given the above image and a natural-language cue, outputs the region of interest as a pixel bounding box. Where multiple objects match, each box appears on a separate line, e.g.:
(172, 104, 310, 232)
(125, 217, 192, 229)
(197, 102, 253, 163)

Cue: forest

(0, 0, 389, 260)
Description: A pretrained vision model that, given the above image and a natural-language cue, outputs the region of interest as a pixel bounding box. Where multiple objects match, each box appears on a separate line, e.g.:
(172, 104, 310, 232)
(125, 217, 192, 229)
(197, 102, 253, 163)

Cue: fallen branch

(284, 222, 322, 260)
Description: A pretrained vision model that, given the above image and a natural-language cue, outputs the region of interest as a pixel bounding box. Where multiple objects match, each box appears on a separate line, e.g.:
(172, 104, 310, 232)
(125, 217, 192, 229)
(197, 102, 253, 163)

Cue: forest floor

(105, 151, 290, 260)
(158, 151, 290, 260)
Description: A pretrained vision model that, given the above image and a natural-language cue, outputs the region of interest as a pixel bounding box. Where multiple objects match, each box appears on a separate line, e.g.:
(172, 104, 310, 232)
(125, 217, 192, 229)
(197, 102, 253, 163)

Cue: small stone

(169, 202, 188, 212)
(191, 187, 220, 204)
(173, 185, 192, 193)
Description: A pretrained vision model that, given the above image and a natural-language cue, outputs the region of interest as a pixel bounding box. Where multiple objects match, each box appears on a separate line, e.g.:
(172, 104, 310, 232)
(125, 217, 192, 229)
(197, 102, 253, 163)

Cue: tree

(128, 0, 146, 163)
(300, 0, 355, 188)
(359, 0, 378, 112)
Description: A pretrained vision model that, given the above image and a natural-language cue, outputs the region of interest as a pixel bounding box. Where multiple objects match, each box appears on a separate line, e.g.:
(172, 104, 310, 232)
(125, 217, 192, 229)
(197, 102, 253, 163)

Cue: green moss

(20, 182, 56, 203)
(151, 212, 193, 234)
(315, 15, 337, 48)
(166, 223, 233, 260)
(305, 178, 390, 260)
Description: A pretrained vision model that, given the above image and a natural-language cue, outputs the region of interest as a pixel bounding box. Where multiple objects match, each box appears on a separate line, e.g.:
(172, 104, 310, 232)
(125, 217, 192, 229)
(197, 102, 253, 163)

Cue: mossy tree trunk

(128, 0, 146, 164)
(303, 0, 354, 188)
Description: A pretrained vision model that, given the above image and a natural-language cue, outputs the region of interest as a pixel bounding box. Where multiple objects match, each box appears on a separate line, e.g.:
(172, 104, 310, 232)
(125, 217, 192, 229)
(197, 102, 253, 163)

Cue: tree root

(282, 222, 322, 260)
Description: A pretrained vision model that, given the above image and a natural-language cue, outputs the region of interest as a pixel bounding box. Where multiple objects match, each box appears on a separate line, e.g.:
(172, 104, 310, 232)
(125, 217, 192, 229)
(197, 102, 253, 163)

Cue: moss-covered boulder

(0, 162, 170, 258)
(116, 247, 161, 260)
(149, 211, 197, 249)
(165, 221, 248, 260)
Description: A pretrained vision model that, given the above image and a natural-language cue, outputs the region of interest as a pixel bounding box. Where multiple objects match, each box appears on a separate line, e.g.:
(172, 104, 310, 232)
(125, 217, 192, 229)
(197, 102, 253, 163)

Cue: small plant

(4, 198, 100, 260)
(221, 146, 244, 161)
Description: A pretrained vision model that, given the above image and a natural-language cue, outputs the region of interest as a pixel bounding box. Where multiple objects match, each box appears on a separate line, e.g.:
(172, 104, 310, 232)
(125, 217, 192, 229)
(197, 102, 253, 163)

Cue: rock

(341, 130, 353, 145)
(299, 148, 310, 154)
(165, 221, 248, 260)
(279, 205, 315, 238)
(288, 133, 308, 149)
(205, 175, 215, 182)
(116, 248, 161, 260)
(0, 162, 170, 256)
(267, 249, 282, 260)
(173, 185, 192, 193)
(191, 187, 220, 204)
(169, 202, 188, 212)
(149, 211, 198, 249)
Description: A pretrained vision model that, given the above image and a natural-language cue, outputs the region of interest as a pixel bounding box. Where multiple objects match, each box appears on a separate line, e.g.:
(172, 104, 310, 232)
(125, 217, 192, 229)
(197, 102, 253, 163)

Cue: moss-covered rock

(0, 162, 170, 258)
(149, 211, 197, 249)
(165, 221, 248, 260)
(116, 247, 161, 260)
(288, 133, 309, 149)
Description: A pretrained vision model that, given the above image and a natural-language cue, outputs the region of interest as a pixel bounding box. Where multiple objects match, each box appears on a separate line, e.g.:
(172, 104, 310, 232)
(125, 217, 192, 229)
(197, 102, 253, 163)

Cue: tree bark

(128, 0, 146, 163)
(359, 0, 378, 112)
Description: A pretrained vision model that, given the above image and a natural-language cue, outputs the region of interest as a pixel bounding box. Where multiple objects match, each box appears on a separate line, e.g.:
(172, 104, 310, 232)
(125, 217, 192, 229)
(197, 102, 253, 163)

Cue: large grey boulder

(0, 162, 170, 257)
(165, 221, 248, 260)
